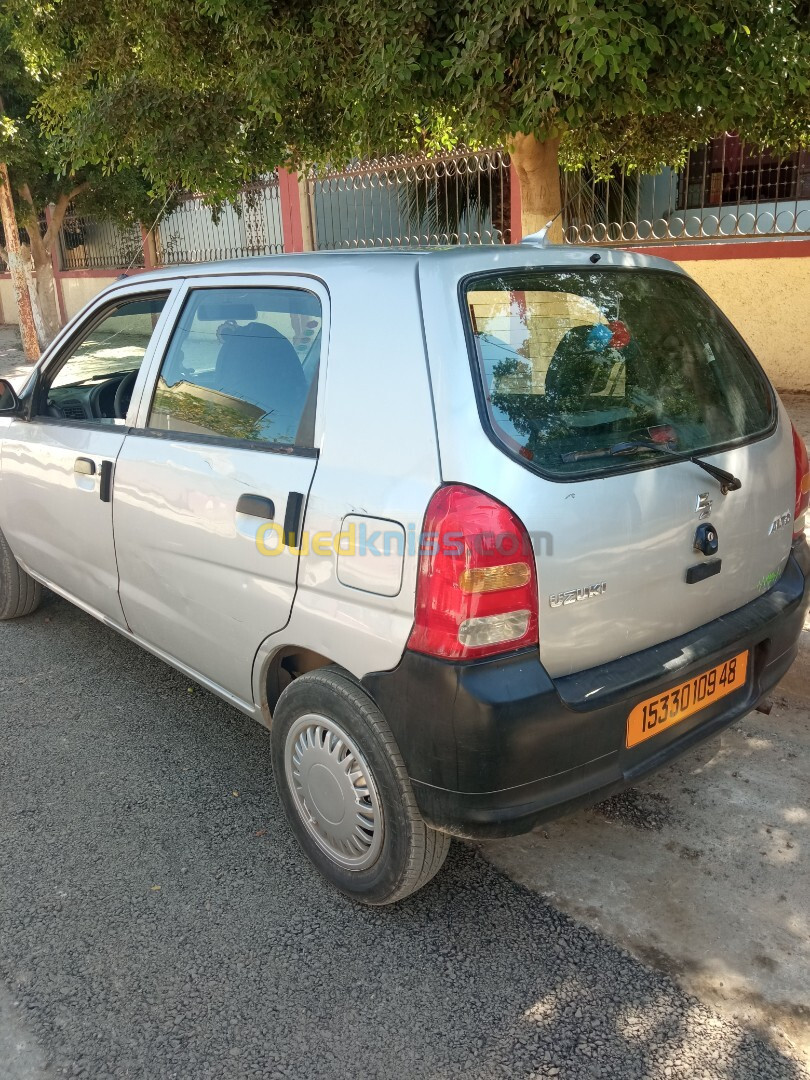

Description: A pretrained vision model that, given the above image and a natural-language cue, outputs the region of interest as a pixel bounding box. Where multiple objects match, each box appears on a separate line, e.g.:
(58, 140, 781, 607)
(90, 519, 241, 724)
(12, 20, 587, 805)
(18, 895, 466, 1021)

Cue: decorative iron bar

(157, 177, 284, 264)
(58, 215, 144, 270)
(306, 150, 511, 249)
(562, 134, 810, 245)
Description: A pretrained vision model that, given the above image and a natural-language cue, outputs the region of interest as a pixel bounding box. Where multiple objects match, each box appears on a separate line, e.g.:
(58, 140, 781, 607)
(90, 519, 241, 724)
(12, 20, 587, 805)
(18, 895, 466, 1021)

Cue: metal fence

(306, 150, 512, 249)
(562, 134, 810, 245)
(58, 214, 145, 270)
(40, 137, 810, 270)
(156, 177, 284, 264)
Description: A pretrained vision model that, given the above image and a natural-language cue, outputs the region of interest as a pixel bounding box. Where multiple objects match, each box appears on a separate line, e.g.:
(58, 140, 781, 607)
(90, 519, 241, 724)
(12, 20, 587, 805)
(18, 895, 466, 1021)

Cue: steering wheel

(114, 370, 139, 419)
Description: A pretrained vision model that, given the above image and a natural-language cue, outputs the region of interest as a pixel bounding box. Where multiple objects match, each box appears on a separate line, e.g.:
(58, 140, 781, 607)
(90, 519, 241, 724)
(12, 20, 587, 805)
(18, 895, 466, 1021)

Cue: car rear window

(464, 268, 774, 479)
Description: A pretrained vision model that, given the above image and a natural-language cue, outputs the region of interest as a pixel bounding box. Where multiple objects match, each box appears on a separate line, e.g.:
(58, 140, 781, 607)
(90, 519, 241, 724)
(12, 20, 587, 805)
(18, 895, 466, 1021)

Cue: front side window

(43, 294, 168, 422)
(148, 287, 321, 448)
(465, 269, 773, 479)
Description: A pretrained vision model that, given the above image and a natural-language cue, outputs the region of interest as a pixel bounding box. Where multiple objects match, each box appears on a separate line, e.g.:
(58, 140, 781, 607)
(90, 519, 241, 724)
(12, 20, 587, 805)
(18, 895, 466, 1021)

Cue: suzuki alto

(0, 243, 807, 903)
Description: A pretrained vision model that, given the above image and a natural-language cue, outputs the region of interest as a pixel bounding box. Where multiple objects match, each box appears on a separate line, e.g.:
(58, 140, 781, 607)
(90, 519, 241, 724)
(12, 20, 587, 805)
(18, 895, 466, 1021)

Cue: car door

(112, 275, 325, 704)
(0, 285, 179, 624)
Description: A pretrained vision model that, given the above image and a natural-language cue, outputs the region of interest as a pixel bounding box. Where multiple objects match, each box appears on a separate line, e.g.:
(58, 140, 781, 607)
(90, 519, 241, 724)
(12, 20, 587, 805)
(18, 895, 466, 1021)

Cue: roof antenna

(521, 183, 584, 247)
(521, 220, 557, 247)
(519, 137, 633, 247)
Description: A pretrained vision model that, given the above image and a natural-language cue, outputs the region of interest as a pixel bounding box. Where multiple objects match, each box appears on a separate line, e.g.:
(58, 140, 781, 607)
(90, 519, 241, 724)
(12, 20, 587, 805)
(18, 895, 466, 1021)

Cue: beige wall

(0, 278, 17, 326)
(0, 274, 118, 327)
(59, 276, 119, 320)
(673, 255, 810, 392)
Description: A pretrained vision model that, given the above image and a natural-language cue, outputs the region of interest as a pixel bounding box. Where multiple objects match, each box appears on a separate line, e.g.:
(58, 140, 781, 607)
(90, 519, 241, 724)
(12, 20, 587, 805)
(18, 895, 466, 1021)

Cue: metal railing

(156, 177, 284, 264)
(562, 134, 810, 245)
(42, 136, 810, 272)
(306, 150, 512, 249)
(58, 215, 145, 270)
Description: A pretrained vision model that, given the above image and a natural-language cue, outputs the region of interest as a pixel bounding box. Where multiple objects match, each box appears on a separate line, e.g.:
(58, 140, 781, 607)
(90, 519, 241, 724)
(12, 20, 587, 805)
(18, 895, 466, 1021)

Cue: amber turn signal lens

(459, 562, 531, 594)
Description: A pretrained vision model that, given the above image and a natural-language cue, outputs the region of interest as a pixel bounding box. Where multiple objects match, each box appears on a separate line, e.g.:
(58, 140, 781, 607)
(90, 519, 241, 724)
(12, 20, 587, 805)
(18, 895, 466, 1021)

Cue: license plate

(626, 651, 749, 748)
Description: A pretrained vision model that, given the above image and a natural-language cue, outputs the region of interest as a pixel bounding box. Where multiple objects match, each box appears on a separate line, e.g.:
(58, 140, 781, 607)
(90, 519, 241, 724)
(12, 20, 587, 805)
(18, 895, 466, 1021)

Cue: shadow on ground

(1, 596, 807, 1079)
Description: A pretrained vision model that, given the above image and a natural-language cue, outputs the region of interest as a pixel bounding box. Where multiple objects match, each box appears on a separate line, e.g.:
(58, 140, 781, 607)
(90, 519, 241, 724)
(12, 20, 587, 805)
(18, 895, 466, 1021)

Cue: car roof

(120, 243, 689, 287)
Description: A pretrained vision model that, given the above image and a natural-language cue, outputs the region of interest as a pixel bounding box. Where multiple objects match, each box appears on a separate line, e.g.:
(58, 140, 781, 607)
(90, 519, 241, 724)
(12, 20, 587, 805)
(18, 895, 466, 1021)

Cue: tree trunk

(509, 133, 564, 244)
(17, 244, 51, 350)
(0, 164, 40, 361)
(30, 250, 61, 344)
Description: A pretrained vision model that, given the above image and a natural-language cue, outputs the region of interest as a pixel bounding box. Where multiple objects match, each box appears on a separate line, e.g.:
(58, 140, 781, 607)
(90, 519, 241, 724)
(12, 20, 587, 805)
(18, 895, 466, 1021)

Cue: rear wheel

(0, 527, 41, 620)
(271, 668, 450, 905)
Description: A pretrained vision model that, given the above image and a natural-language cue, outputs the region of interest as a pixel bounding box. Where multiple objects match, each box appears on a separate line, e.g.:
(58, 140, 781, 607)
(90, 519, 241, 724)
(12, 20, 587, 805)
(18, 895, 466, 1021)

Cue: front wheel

(270, 668, 450, 905)
(0, 527, 41, 620)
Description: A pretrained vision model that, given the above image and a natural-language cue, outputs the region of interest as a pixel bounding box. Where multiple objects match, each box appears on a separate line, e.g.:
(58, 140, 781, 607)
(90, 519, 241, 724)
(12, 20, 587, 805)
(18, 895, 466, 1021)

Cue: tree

(0, 21, 173, 349)
(8, 1, 810, 243)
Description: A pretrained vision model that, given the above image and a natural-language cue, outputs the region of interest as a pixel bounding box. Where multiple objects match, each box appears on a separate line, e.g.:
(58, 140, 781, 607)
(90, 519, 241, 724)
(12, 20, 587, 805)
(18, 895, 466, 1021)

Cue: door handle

(283, 491, 305, 548)
(236, 494, 275, 520)
(74, 457, 96, 476)
(99, 460, 114, 503)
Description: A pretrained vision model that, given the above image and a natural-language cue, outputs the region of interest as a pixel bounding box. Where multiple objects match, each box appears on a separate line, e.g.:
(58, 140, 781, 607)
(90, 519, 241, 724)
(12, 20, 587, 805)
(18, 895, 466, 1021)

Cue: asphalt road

(1, 594, 808, 1080)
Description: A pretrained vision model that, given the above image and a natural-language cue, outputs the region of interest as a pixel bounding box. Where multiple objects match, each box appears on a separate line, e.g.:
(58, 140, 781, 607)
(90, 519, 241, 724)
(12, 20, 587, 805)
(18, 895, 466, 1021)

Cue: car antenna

(521, 136, 633, 247)
(521, 170, 593, 247)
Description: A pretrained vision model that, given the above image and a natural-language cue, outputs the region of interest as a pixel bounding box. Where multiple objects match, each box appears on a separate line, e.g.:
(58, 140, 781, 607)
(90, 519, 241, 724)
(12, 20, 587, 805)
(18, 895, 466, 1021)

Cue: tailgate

(461, 264, 793, 678)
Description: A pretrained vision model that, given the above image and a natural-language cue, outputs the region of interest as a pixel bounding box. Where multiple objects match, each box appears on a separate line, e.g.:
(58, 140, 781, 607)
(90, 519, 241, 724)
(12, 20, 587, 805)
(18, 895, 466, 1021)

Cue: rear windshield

(465, 268, 773, 479)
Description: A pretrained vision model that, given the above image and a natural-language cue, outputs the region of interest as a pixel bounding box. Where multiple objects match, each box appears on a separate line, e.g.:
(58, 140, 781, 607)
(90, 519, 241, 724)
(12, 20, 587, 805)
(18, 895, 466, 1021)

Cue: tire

(0, 527, 42, 620)
(271, 667, 450, 905)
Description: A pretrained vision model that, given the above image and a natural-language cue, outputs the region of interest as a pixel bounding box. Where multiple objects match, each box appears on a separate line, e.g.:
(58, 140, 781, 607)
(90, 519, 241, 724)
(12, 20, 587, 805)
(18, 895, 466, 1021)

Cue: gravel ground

(1, 597, 808, 1080)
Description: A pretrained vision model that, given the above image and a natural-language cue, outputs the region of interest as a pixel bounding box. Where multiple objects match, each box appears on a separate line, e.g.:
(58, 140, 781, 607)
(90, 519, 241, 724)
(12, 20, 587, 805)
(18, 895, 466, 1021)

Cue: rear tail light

(792, 422, 810, 540)
(407, 484, 539, 660)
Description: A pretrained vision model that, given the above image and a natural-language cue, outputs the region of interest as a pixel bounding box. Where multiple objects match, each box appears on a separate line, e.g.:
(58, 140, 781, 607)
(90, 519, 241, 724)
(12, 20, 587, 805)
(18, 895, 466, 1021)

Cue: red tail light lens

(792, 422, 810, 540)
(407, 484, 539, 660)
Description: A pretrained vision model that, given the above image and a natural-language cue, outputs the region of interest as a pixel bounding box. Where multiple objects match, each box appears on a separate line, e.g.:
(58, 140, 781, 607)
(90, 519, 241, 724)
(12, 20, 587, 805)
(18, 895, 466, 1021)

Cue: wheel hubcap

(284, 713, 383, 871)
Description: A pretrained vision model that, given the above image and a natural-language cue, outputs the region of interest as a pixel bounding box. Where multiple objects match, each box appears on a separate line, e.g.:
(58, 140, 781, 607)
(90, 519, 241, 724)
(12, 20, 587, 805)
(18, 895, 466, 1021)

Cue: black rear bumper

(363, 540, 810, 839)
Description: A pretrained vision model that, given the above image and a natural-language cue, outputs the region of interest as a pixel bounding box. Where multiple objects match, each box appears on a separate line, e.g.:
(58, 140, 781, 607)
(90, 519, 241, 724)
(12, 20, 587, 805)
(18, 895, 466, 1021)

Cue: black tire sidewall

(270, 673, 417, 904)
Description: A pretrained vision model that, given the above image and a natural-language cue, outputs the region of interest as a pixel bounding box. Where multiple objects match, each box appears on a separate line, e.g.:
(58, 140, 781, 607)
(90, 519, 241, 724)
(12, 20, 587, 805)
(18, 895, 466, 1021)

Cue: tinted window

(465, 269, 773, 478)
(149, 287, 321, 447)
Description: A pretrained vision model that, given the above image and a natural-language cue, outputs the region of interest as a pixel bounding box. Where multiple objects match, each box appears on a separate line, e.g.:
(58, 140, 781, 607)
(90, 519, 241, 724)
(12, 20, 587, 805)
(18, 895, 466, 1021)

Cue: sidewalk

(0, 326, 35, 387)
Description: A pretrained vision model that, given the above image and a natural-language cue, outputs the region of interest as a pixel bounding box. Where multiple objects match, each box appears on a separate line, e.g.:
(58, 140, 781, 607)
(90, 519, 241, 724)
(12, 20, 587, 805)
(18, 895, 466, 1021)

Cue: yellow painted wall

(673, 255, 810, 392)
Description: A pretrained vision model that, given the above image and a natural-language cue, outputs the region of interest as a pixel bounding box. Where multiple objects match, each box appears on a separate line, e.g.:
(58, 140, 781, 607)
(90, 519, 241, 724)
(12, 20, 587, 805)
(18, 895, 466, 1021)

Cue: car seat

(214, 322, 308, 440)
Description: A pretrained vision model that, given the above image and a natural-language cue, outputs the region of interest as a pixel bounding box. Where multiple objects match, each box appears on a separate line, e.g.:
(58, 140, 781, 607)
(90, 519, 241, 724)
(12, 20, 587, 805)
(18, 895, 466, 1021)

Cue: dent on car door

(113, 279, 324, 704)
(0, 289, 177, 623)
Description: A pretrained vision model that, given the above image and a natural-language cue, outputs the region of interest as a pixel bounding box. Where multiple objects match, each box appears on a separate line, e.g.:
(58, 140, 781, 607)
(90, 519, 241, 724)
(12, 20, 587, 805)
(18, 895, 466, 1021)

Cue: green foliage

(5, 1, 810, 199)
(0, 14, 173, 231)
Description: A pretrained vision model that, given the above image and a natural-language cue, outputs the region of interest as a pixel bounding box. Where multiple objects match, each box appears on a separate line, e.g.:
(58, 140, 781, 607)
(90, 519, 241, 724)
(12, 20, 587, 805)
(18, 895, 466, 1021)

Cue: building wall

(678, 256, 809, 390)
(649, 243, 810, 392)
(0, 278, 17, 325)
(0, 274, 120, 327)
(59, 275, 120, 320)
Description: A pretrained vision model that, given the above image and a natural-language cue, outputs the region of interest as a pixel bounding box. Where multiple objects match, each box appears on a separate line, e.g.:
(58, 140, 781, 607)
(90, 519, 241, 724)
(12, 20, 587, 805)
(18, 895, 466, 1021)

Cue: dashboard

(47, 370, 137, 422)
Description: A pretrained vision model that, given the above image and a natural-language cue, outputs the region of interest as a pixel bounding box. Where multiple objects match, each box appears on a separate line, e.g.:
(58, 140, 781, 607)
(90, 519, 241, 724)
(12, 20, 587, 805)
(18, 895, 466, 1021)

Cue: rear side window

(149, 286, 321, 448)
(465, 269, 773, 478)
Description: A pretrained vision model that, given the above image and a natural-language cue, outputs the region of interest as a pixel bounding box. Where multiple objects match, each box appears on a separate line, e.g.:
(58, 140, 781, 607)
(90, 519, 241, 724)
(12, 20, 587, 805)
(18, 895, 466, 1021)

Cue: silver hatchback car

(1, 246, 808, 904)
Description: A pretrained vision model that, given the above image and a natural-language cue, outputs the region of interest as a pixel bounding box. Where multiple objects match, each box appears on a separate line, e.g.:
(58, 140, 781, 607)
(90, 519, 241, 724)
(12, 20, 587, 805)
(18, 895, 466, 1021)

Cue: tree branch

(17, 182, 35, 207)
(44, 181, 90, 251)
